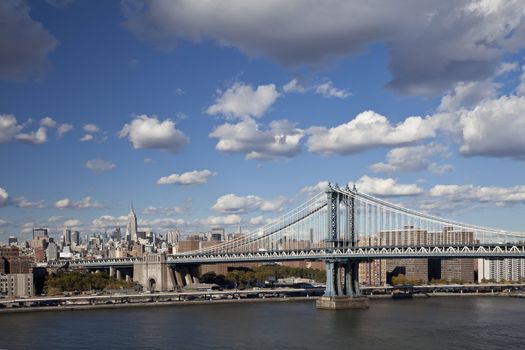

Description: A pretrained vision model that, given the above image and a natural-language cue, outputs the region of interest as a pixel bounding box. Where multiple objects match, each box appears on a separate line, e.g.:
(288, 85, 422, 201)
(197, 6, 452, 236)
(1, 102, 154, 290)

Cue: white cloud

(0, 1, 58, 80)
(85, 158, 116, 172)
(249, 215, 275, 225)
(54, 197, 104, 209)
(283, 78, 306, 93)
(79, 134, 94, 142)
(200, 215, 242, 226)
(371, 144, 450, 174)
(0, 115, 22, 143)
(430, 184, 525, 206)
(496, 61, 518, 76)
(206, 82, 280, 119)
(212, 194, 288, 213)
(119, 115, 188, 153)
(315, 81, 351, 99)
(157, 169, 215, 185)
(57, 123, 73, 137)
(40, 117, 57, 128)
(0, 219, 9, 227)
(122, 1, 525, 94)
(54, 198, 71, 209)
(349, 175, 423, 197)
(12, 197, 45, 208)
(457, 95, 525, 159)
(0, 186, 9, 207)
(92, 215, 128, 228)
(307, 110, 436, 155)
(142, 206, 187, 215)
(438, 81, 499, 112)
(62, 219, 82, 228)
(209, 117, 303, 159)
(139, 218, 186, 229)
(15, 127, 48, 144)
(48, 216, 65, 223)
(300, 181, 330, 197)
(83, 124, 99, 133)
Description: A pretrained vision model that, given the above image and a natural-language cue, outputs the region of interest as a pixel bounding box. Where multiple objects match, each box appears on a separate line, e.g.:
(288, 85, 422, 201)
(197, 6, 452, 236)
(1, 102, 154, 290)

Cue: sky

(2, 0, 525, 241)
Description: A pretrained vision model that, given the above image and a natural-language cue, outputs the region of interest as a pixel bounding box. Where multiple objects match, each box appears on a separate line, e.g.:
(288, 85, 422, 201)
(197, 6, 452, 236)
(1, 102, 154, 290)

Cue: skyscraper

(126, 204, 138, 242)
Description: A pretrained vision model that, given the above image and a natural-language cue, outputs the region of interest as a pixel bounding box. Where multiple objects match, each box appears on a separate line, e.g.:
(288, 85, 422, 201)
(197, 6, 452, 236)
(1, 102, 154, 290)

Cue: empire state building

(126, 204, 138, 242)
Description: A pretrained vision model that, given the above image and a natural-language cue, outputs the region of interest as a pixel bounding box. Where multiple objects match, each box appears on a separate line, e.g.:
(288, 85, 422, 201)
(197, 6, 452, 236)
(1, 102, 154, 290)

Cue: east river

(0, 297, 524, 349)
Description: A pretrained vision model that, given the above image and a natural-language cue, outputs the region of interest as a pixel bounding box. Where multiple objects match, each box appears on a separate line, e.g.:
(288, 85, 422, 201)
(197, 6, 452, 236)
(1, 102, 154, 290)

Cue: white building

(0, 273, 34, 297)
(478, 259, 525, 282)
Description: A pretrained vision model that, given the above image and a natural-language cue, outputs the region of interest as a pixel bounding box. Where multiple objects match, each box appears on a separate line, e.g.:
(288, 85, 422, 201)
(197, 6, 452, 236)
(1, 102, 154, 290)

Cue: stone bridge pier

(316, 259, 369, 310)
(133, 253, 176, 292)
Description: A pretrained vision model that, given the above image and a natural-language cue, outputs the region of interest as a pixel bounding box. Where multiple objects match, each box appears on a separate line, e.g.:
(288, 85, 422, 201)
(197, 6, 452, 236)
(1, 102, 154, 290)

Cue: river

(0, 297, 523, 349)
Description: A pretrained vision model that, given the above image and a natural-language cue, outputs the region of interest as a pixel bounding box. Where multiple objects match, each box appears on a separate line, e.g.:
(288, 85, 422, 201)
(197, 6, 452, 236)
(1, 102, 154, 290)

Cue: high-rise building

(71, 231, 80, 245)
(32, 228, 48, 239)
(0, 273, 34, 297)
(46, 242, 58, 262)
(126, 204, 138, 242)
(478, 258, 525, 282)
(7, 236, 17, 244)
(63, 229, 72, 245)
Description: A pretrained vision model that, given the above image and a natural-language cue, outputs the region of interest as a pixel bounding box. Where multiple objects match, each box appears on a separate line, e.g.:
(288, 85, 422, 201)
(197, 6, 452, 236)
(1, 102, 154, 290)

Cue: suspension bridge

(50, 184, 525, 309)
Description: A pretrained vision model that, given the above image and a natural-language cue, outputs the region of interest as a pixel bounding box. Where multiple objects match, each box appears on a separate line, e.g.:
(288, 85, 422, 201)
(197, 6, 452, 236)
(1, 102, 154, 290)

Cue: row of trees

(45, 271, 136, 295)
(200, 265, 325, 289)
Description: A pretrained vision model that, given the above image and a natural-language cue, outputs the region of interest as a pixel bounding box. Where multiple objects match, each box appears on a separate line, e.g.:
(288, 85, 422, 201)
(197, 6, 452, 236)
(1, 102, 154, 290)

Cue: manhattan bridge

(51, 184, 525, 309)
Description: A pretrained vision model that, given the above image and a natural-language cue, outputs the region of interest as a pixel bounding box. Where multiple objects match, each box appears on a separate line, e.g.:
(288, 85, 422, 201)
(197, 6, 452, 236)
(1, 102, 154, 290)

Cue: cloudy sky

(2, 0, 525, 241)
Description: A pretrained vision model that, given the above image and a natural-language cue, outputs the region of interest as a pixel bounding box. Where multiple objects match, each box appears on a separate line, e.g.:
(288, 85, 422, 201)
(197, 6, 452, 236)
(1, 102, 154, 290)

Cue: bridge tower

(316, 183, 369, 310)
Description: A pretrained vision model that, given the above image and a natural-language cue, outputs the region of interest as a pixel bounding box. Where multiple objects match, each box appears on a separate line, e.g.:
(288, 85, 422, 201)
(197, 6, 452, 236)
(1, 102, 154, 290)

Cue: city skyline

(3, 1, 525, 241)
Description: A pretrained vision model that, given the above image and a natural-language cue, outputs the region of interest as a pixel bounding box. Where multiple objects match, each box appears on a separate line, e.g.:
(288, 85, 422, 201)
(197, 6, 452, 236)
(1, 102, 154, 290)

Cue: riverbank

(0, 296, 315, 314)
(2, 291, 524, 314)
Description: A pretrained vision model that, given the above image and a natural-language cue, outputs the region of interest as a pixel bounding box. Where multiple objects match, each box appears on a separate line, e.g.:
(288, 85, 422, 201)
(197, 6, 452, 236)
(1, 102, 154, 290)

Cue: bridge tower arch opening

(148, 278, 156, 292)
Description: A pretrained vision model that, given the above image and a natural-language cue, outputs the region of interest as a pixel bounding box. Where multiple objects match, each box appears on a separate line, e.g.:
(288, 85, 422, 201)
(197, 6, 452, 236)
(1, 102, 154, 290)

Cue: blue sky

(2, 0, 525, 241)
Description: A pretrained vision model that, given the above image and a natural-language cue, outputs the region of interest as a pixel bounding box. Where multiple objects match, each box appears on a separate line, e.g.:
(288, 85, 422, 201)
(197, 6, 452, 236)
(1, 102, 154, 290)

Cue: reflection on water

(1, 297, 524, 350)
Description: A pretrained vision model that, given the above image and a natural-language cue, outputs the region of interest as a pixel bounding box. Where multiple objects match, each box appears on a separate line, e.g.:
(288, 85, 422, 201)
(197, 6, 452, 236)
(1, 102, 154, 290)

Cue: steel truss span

(50, 184, 525, 267)
(175, 183, 525, 260)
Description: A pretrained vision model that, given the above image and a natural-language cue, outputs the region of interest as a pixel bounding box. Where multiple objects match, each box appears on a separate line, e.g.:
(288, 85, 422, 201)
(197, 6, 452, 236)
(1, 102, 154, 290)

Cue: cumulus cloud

(12, 197, 45, 208)
(0, 1, 58, 81)
(157, 169, 216, 185)
(15, 127, 47, 144)
(249, 215, 275, 225)
(300, 181, 330, 197)
(315, 81, 351, 98)
(92, 215, 128, 228)
(54, 197, 104, 209)
(211, 194, 288, 213)
(85, 158, 116, 172)
(209, 117, 303, 159)
(283, 78, 306, 93)
(518, 63, 525, 96)
(0, 115, 22, 143)
(139, 218, 186, 230)
(349, 175, 423, 197)
(200, 215, 242, 226)
(79, 134, 94, 142)
(83, 124, 99, 133)
(119, 115, 188, 153)
(142, 206, 187, 215)
(371, 144, 451, 174)
(40, 117, 57, 128)
(0, 187, 8, 207)
(0, 219, 9, 227)
(307, 110, 436, 155)
(438, 81, 499, 112)
(456, 95, 525, 159)
(121, 1, 525, 95)
(206, 82, 280, 119)
(430, 184, 525, 207)
(57, 123, 73, 137)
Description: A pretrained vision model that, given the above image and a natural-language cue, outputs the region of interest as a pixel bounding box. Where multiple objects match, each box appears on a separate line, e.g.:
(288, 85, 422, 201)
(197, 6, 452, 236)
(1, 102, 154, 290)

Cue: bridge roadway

(0, 288, 317, 306)
(46, 243, 525, 268)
